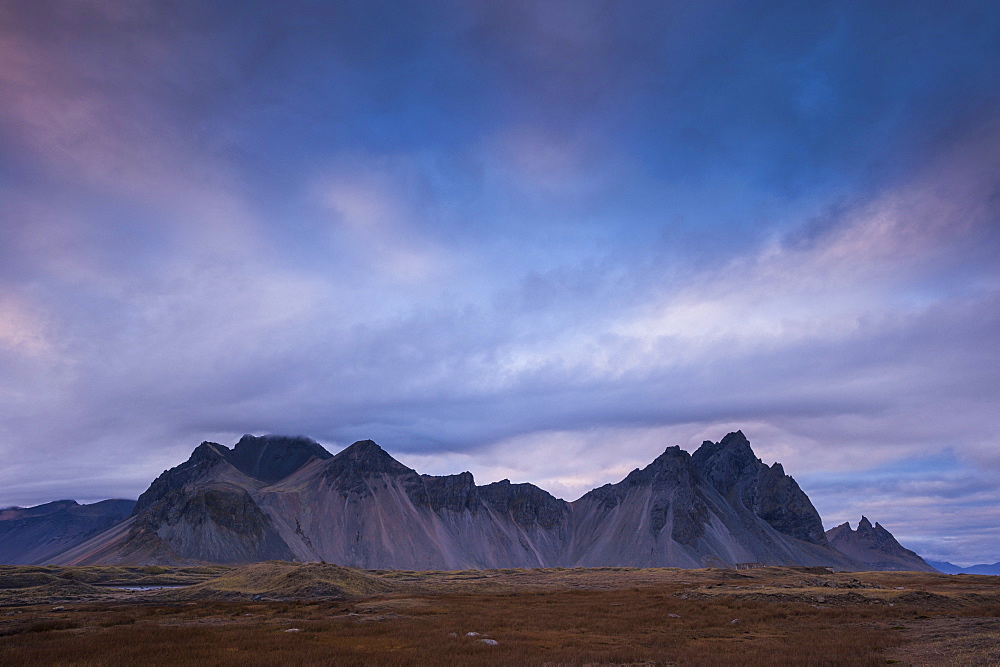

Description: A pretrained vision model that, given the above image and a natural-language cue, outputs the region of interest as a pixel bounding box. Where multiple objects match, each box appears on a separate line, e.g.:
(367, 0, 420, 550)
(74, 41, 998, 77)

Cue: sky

(0, 0, 998, 565)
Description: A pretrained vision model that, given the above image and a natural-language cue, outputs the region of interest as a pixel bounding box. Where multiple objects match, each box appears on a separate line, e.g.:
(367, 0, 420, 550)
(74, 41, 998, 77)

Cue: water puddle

(103, 585, 189, 591)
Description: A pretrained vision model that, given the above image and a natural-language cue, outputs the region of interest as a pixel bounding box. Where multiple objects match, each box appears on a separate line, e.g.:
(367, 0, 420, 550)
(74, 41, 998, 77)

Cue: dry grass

(177, 561, 401, 599)
(0, 564, 231, 606)
(0, 564, 997, 665)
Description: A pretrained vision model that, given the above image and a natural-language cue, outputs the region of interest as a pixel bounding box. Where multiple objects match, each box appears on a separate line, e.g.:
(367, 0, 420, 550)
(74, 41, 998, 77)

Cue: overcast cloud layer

(1, 1, 998, 565)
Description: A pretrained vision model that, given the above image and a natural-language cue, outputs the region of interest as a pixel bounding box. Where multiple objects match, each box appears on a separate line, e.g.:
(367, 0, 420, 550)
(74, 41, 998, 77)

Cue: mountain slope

(926, 559, 965, 574)
(255, 440, 572, 569)
(826, 517, 938, 572)
(0, 499, 135, 565)
(42, 431, 866, 570)
(54, 436, 332, 565)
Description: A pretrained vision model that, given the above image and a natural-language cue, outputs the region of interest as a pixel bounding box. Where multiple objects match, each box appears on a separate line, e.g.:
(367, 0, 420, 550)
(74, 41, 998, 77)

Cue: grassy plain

(0, 562, 998, 665)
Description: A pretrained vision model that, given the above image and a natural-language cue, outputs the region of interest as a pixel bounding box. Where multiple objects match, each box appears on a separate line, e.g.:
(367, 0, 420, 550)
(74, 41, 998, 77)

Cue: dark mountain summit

(692, 431, 762, 493)
(227, 434, 332, 484)
(323, 439, 416, 494)
(135, 435, 330, 514)
(691, 430, 828, 545)
(118, 435, 333, 564)
(825, 517, 938, 572)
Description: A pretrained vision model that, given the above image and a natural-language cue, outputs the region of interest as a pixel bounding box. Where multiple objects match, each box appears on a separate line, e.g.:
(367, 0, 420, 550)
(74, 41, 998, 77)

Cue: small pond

(102, 585, 190, 591)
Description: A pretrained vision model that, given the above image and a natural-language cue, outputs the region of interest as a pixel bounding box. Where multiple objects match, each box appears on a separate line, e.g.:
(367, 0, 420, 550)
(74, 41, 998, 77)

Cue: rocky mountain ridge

(825, 517, 938, 572)
(2, 431, 941, 571)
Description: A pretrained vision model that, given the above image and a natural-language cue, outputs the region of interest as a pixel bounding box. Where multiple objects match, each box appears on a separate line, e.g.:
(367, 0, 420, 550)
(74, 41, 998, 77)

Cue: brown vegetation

(0, 563, 998, 665)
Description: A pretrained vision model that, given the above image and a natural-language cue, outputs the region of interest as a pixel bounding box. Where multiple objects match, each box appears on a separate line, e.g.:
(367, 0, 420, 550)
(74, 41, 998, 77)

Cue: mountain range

(2, 431, 941, 572)
(925, 560, 1000, 575)
(0, 499, 135, 565)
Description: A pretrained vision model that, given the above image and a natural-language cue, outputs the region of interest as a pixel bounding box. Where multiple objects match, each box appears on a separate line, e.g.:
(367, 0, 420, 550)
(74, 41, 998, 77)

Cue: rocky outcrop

(826, 517, 938, 572)
(691, 430, 828, 545)
(478, 479, 568, 530)
(566, 442, 852, 569)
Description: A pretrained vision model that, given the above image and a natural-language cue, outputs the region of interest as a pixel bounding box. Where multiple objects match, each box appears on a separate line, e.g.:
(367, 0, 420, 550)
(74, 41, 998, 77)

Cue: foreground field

(0, 563, 998, 665)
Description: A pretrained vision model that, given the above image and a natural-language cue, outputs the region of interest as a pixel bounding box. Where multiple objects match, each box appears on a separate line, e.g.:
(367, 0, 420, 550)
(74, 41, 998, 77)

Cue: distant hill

(0, 499, 135, 565)
(825, 517, 938, 572)
(926, 559, 1000, 575)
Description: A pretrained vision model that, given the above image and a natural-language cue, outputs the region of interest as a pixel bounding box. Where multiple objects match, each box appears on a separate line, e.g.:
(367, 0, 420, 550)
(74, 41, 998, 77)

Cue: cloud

(310, 155, 455, 284)
(0, 294, 50, 356)
(0, 1, 997, 565)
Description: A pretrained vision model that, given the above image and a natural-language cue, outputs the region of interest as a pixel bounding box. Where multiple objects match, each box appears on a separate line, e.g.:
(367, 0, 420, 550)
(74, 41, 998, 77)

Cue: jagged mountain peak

(324, 440, 414, 481)
(627, 445, 692, 476)
(651, 444, 689, 464)
(689, 432, 828, 545)
(691, 432, 763, 501)
(479, 477, 561, 499)
(644, 446, 699, 486)
(826, 517, 937, 572)
(721, 429, 750, 446)
(338, 439, 402, 464)
(692, 431, 760, 476)
(478, 478, 569, 529)
(134, 436, 329, 519)
(185, 436, 331, 485)
(692, 429, 753, 459)
(581, 445, 701, 514)
(340, 439, 386, 454)
(191, 441, 229, 460)
(233, 433, 326, 453)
